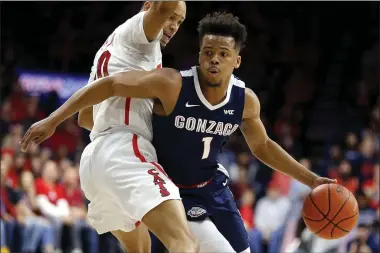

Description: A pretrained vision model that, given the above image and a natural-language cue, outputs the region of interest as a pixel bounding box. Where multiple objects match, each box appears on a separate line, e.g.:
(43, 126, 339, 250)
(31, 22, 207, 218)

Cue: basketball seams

(314, 191, 351, 237)
(330, 211, 359, 237)
(308, 188, 329, 218)
(305, 184, 354, 238)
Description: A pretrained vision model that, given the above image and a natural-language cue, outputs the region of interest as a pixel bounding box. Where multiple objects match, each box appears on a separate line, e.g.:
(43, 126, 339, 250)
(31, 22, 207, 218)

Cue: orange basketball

(302, 184, 359, 240)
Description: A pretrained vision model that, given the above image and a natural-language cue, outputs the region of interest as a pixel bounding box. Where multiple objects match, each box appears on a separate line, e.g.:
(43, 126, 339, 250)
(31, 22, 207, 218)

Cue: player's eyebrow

(173, 12, 186, 21)
(203, 45, 233, 51)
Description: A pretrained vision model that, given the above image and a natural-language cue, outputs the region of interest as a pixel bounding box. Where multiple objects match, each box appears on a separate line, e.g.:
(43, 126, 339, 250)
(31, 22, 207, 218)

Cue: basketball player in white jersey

(31, 2, 197, 253)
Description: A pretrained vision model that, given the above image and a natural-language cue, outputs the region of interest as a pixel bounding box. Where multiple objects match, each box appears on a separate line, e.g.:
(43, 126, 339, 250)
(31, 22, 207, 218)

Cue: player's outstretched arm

(19, 68, 181, 152)
(240, 88, 336, 189)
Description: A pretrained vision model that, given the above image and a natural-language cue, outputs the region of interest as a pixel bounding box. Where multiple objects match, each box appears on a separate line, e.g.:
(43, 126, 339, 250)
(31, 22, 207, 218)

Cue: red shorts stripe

(132, 134, 147, 162)
(124, 97, 131, 125)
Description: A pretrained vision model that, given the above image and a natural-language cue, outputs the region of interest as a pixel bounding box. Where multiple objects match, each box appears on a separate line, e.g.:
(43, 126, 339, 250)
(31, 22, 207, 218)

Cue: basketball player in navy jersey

(20, 12, 336, 253)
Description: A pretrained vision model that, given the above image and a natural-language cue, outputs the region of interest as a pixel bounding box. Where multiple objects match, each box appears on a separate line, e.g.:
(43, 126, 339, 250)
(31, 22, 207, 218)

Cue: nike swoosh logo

(222, 179, 228, 186)
(185, 102, 200, 108)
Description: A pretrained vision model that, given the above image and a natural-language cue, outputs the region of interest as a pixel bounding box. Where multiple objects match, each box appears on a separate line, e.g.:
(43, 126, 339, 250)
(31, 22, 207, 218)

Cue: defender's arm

(20, 68, 181, 151)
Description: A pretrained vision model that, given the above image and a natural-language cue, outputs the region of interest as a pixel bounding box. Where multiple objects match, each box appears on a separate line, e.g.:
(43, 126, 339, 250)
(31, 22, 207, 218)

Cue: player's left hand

(20, 117, 58, 152)
(311, 177, 337, 189)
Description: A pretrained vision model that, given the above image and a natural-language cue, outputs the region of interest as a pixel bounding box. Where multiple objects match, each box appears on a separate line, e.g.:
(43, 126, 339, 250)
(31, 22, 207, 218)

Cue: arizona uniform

(79, 11, 180, 234)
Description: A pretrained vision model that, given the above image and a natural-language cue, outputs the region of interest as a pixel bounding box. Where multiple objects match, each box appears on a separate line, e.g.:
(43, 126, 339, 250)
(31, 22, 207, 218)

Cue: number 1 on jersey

(202, 137, 213, 159)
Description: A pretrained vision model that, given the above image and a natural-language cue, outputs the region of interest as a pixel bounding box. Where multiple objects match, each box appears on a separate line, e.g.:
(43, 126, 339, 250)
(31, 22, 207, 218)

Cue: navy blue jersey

(152, 66, 245, 186)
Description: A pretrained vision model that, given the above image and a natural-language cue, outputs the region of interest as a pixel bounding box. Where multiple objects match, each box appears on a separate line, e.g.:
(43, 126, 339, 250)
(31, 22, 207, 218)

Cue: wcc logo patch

(187, 207, 207, 218)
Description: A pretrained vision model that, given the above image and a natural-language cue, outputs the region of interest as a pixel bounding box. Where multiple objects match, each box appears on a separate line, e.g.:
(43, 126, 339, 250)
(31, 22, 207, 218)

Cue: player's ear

(234, 55, 241, 69)
(142, 1, 151, 11)
(198, 52, 201, 65)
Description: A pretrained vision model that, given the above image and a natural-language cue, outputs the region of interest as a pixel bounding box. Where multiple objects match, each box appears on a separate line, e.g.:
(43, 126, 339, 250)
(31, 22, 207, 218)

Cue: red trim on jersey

(124, 63, 161, 126)
(175, 178, 213, 189)
(124, 98, 132, 125)
(132, 134, 147, 162)
(132, 135, 169, 178)
(131, 137, 145, 228)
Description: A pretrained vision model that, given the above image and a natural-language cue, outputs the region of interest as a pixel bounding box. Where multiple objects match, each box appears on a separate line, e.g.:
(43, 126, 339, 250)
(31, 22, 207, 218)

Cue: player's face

(160, 1, 186, 47)
(198, 35, 241, 87)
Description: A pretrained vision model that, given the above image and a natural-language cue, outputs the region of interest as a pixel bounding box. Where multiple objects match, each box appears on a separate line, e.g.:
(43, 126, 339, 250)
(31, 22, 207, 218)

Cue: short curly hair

(197, 12, 247, 51)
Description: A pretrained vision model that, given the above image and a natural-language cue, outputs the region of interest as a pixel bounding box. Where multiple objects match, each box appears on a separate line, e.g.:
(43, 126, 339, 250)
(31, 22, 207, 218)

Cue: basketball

(302, 184, 359, 240)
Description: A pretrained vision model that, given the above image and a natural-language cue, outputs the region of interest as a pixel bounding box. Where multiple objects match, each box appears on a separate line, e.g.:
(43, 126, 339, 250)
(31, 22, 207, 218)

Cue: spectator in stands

(0, 159, 11, 253)
(356, 192, 377, 226)
(19, 171, 54, 253)
(320, 144, 342, 177)
(249, 180, 290, 253)
(230, 163, 255, 204)
(347, 224, 375, 253)
(0, 157, 22, 252)
(226, 152, 252, 183)
(239, 189, 256, 230)
(344, 132, 361, 168)
(368, 219, 380, 253)
(2, 124, 24, 154)
(0, 218, 8, 253)
(362, 162, 379, 209)
(360, 136, 377, 179)
(35, 160, 70, 252)
(329, 160, 359, 194)
(31, 154, 43, 178)
(62, 167, 98, 253)
(6, 151, 29, 189)
(21, 96, 45, 131)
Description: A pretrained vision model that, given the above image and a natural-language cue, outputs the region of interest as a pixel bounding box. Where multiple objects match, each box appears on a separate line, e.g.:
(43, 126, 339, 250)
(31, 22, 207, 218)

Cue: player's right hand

(20, 117, 58, 152)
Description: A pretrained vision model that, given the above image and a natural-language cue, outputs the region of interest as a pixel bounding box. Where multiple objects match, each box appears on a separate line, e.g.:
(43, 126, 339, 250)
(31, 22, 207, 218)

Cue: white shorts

(79, 131, 181, 234)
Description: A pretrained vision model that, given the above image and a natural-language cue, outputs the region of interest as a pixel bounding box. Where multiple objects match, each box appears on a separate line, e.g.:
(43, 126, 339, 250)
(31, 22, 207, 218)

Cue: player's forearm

(49, 70, 152, 127)
(251, 139, 318, 188)
(48, 76, 115, 127)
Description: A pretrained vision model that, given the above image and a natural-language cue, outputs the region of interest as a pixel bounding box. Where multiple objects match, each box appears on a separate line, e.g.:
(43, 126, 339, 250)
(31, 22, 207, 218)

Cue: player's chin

(205, 74, 221, 86)
(160, 40, 169, 48)
(205, 78, 221, 87)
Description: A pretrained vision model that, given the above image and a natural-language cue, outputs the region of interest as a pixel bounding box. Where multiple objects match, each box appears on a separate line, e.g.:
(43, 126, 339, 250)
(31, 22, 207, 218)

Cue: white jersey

(87, 11, 162, 142)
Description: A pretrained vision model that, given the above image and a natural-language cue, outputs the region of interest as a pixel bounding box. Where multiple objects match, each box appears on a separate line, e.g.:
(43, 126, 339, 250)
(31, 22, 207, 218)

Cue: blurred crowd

(1, 2, 379, 253)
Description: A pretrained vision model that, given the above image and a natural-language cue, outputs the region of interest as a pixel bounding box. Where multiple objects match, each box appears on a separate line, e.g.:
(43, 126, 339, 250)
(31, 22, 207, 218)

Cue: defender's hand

(311, 177, 337, 189)
(20, 117, 58, 152)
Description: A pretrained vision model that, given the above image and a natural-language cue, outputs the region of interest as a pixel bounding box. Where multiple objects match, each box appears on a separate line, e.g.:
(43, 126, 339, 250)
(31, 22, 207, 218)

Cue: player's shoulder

(232, 75, 246, 89)
(244, 87, 259, 105)
(154, 68, 182, 83)
(243, 87, 260, 119)
(145, 68, 182, 97)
